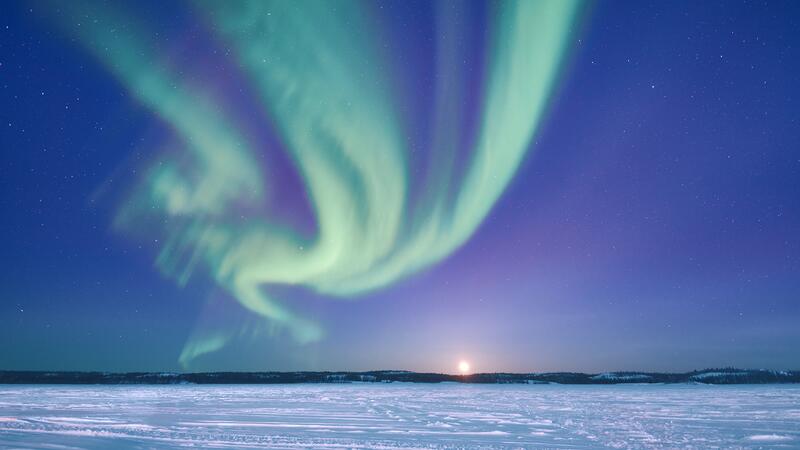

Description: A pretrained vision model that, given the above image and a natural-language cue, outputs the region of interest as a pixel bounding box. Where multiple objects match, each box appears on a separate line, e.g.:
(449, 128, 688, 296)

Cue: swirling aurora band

(50, 0, 583, 365)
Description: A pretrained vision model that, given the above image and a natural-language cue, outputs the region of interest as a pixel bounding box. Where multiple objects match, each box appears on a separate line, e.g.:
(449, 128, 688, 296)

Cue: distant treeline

(0, 368, 798, 385)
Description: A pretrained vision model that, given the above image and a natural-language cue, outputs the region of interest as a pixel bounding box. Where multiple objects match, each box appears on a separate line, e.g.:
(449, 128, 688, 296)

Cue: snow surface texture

(0, 384, 798, 449)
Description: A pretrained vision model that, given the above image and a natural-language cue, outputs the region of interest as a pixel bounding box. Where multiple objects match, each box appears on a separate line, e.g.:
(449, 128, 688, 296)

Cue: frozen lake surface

(1, 383, 799, 449)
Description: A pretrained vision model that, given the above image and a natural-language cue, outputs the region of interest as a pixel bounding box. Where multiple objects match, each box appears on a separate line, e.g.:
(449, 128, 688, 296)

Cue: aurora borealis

(2, 0, 799, 373)
(45, 0, 582, 365)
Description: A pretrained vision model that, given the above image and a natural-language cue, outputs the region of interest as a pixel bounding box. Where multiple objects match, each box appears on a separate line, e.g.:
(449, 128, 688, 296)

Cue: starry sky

(1, 0, 799, 374)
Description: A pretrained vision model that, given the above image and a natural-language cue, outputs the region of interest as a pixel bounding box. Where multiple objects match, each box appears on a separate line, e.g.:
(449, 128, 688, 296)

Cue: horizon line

(2, 367, 798, 375)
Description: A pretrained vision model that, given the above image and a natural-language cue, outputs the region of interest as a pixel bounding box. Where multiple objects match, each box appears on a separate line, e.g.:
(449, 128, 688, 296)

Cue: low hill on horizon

(1, 368, 798, 385)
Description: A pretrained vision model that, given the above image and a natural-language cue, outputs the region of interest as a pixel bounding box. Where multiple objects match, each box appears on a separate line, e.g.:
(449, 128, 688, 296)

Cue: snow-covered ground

(0, 383, 798, 448)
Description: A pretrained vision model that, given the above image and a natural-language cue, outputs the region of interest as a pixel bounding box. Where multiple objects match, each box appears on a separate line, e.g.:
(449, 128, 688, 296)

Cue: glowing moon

(458, 360, 471, 374)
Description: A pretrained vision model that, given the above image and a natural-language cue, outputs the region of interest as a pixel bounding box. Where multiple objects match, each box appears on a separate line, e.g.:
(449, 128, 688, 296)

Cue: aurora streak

(51, 0, 583, 365)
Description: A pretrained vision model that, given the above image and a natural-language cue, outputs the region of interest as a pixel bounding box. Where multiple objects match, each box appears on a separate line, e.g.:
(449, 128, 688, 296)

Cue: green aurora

(50, 0, 583, 366)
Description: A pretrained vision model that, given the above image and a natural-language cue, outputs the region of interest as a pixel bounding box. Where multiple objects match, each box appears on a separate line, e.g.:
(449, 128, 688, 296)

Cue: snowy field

(0, 383, 799, 449)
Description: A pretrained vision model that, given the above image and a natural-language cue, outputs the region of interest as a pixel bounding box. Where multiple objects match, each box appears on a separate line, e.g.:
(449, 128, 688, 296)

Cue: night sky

(1, 0, 799, 374)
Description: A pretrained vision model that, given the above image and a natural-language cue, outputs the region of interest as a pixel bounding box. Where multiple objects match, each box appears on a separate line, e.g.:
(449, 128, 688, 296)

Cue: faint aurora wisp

(50, 0, 583, 365)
